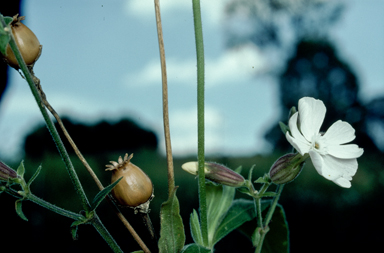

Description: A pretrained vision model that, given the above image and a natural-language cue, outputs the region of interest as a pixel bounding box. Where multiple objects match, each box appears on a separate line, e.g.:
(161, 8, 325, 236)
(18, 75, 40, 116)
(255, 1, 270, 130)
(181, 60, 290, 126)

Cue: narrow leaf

(180, 243, 211, 253)
(158, 187, 185, 253)
(90, 177, 122, 211)
(190, 209, 203, 245)
(212, 199, 256, 245)
(16, 161, 25, 178)
(70, 225, 79, 240)
(15, 199, 28, 221)
(27, 165, 42, 189)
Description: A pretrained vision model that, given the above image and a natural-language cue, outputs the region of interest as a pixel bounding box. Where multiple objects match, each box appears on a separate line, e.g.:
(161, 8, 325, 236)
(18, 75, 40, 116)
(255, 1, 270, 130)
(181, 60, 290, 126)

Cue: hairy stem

(4, 23, 90, 213)
(91, 214, 124, 253)
(192, 0, 208, 246)
(255, 184, 285, 253)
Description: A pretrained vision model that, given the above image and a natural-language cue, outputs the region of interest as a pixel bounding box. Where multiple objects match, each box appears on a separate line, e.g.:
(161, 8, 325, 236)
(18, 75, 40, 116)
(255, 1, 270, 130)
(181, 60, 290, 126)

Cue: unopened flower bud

(0, 160, 18, 181)
(269, 153, 306, 185)
(182, 161, 245, 187)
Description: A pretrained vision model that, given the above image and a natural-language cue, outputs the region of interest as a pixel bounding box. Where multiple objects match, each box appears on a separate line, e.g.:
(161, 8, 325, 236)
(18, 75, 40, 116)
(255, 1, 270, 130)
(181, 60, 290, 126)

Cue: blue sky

(0, 0, 383, 161)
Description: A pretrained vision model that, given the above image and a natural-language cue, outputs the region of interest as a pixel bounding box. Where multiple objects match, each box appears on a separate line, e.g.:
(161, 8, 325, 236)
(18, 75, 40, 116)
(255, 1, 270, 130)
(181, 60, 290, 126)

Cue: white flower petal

(286, 112, 310, 155)
(298, 97, 326, 142)
(323, 120, 356, 145)
(333, 178, 352, 188)
(309, 150, 325, 176)
(327, 144, 364, 159)
(321, 155, 358, 187)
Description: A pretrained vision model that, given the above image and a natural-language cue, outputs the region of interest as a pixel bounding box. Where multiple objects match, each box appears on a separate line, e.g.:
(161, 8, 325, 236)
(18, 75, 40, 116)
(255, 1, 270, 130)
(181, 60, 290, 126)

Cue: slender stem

(192, 0, 208, 246)
(91, 214, 124, 253)
(255, 184, 285, 253)
(4, 24, 90, 212)
(154, 0, 175, 197)
(27, 193, 84, 220)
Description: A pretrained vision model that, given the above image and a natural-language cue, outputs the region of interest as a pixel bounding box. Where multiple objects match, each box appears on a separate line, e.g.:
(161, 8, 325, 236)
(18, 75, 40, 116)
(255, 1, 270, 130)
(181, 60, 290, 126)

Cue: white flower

(285, 97, 364, 188)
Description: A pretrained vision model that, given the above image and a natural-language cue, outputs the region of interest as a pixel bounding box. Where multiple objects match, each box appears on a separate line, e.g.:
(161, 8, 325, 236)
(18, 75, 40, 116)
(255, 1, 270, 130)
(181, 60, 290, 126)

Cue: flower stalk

(192, 0, 208, 246)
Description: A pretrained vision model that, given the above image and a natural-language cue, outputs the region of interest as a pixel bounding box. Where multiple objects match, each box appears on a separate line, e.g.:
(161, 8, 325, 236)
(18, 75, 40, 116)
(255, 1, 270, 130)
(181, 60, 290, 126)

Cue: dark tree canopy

(24, 117, 158, 158)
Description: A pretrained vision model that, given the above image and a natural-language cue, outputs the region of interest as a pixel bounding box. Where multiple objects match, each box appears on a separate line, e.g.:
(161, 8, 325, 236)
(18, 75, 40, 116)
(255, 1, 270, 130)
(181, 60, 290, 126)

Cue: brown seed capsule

(105, 153, 153, 212)
(4, 14, 42, 69)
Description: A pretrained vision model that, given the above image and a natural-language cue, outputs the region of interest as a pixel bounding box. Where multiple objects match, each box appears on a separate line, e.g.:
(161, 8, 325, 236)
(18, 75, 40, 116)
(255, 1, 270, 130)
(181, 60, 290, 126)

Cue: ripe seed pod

(105, 153, 153, 213)
(4, 14, 42, 69)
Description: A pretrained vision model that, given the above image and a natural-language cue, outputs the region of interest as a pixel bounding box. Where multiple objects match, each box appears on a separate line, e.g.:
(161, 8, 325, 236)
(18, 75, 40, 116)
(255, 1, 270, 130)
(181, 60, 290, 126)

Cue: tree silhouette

(224, 0, 381, 153)
(264, 39, 377, 152)
(24, 117, 158, 159)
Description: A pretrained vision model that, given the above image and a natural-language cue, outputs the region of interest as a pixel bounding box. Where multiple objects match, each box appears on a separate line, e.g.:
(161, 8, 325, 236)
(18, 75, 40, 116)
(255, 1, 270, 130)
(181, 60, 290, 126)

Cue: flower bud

(0, 160, 18, 181)
(182, 161, 245, 187)
(269, 153, 306, 185)
(105, 153, 153, 213)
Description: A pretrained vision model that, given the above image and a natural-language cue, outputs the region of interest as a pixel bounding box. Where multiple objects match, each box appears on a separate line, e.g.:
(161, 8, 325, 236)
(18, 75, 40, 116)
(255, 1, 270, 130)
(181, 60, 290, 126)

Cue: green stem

(255, 184, 285, 253)
(3, 15, 90, 213)
(91, 214, 124, 253)
(192, 0, 208, 246)
(28, 193, 84, 220)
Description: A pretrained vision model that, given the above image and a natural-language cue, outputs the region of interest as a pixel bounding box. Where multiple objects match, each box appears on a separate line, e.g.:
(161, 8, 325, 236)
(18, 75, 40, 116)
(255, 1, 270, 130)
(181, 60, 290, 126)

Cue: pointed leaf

(212, 199, 256, 245)
(261, 204, 289, 253)
(190, 209, 203, 245)
(158, 187, 185, 253)
(279, 121, 290, 135)
(180, 243, 211, 253)
(71, 225, 79, 240)
(206, 183, 235, 246)
(90, 177, 122, 211)
(27, 165, 42, 189)
(15, 199, 28, 221)
(16, 161, 25, 179)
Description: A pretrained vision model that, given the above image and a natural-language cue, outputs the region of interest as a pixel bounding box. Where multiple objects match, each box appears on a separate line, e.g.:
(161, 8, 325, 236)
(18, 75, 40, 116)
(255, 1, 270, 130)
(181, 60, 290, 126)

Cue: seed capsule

(105, 153, 153, 213)
(4, 14, 42, 69)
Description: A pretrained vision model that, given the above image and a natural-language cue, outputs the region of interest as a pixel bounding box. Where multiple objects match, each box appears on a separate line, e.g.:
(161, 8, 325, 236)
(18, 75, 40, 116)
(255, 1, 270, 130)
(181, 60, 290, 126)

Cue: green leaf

(279, 121, 290, 135)
(190, 209, 203, 246)
(236, 200, 272, 240)
(158, 186, 185, 253)
(180, 243, 211, 253)
(261, 204, 289, 253)
(70, 225, 79, 240)
(206, 182, 235, 247)
(27, 165, 42, 189)
(16, 161, 25, 179)
(90, 177, 122, 211)
(15, 199, 28, 221)
(212, 199, 256, 245)
(131, 251, 144, 253)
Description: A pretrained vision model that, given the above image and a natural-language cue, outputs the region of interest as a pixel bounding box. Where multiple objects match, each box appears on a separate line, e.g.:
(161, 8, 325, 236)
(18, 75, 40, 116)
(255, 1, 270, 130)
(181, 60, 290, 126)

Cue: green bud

(0, 160, 18, 181)
(269, 153, 306, 185)
(182, 161, 245, 187)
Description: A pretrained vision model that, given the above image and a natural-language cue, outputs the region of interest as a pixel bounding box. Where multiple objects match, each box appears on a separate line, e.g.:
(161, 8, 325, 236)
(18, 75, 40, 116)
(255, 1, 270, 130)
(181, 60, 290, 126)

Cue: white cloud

(161, 106, 224, 156)
(125, 0, 229, 26)
(123, 44, 266, 88)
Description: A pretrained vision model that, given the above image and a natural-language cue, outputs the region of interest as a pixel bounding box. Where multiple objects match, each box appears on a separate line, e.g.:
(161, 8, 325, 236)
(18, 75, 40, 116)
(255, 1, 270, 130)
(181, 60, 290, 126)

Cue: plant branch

(192, 0, 208, 246)
(255, 184, 285, 253)
(4, 21, 90, 213)
(154, 0, 175, 197)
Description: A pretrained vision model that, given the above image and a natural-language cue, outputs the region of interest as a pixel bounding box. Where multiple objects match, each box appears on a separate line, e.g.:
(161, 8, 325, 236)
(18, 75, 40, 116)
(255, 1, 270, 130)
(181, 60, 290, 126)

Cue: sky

(0, 0, 383, 161)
